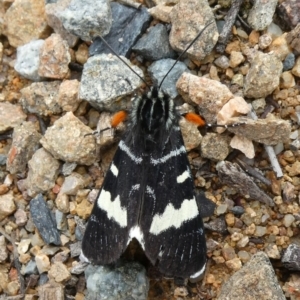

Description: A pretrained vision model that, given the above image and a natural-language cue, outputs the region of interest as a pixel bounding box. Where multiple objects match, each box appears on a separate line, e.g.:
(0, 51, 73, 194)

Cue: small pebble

(265, 244, 281, 259)
(214, 55, 230, 69)
(225, 257, 242, 271)
(258, 33, 272, 49)
(216, 204, 228, 215)
(229, 206, 245, 215)
(283, 214, 295, 227)
(35, 252, 51, 274)
(283, 53, 295, 71)
(237, 236, 249, 248)
(237, 250, 251, 263)
(48, 261, 71, 283)
(222, 244, 236, 261)
(255, 226, 267, 237)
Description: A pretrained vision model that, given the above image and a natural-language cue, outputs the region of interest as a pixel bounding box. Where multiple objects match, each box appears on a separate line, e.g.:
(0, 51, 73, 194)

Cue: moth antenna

(206, 122, 246, 128)
(84, 127, 114, 138)
(97, 35, 150, 89)
(158, 21, 214, 91)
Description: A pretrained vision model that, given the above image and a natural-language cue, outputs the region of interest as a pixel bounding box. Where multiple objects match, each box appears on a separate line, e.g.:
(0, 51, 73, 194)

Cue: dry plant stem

(200, 259, 211, 289)
(264, 146, 283, 178)
(236, 158, 272, 186)
(248, 106, 283, 178)
(0, 226, 25, 296)
(118, 0, 141, 9)
(216, 0, 244, 53)
(236, 14, 251, 31)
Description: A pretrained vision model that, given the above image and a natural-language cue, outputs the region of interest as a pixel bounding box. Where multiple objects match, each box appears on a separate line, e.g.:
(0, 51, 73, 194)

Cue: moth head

(132, 86, 175, 135)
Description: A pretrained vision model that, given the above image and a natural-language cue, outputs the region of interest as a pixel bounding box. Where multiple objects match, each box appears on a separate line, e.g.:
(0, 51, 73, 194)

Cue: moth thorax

(139, 88, 173, 134)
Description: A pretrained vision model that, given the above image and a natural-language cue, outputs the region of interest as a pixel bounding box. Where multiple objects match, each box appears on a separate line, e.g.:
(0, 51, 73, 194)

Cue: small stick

(118, 0, 141, 9)
(248, 106, 283, 178)
(260, 104, 275, 119)
(236, 14, 251, 31)
(236, 158, 272, 186)
(0, 226, 25, 295)
(216, 0, 244, 53)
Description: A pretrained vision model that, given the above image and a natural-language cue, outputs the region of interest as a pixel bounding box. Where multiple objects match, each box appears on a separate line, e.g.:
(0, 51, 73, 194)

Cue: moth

(81, 23, 214, 281)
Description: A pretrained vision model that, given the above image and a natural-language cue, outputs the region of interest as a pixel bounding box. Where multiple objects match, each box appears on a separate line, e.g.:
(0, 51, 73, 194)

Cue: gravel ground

(0, 0, 300, 299)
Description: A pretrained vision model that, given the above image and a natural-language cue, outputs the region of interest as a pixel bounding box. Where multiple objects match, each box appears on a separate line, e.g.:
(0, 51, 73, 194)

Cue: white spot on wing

(110, 163, 119, 177)
(189, 262, 206, 280)
(97, 189, 127, 227)
(127, 226, 145, 249)
(150, 145, 186, 165)
(146, 185, 156, 199)
(129, 184, 140, 196)
(149, 197, 198, 235)
(177, 170, 190, 183)
(119, 140, 143, 164)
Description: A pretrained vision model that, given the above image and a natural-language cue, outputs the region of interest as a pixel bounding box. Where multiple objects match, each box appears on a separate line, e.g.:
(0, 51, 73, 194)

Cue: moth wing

(140, 128, 207, 279)
(82, 136, 143, 265)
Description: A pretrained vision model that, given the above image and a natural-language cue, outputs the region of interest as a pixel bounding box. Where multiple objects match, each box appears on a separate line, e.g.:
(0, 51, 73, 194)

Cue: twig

(216, 0, 244, 53)
(0, 226, 25, 297)
(248, 106, 283, 178)
(264, 145, 283, 178)
(236, 158, 272, 186)
(118, 0, 141, 9)
(260, 104, 274, 119)
(236, 14, 251, 31)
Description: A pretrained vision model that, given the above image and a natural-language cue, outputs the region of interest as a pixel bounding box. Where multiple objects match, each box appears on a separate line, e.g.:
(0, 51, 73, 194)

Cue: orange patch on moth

(111, 111, 128, 128)
(184, 113, 206, 127)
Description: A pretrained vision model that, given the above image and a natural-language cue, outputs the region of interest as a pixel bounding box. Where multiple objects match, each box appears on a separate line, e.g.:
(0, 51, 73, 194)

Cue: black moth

(81, 23, 214, 281)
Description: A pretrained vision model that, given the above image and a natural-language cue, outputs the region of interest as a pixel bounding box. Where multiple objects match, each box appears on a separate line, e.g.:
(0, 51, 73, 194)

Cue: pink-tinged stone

(38, 33, 71, 79)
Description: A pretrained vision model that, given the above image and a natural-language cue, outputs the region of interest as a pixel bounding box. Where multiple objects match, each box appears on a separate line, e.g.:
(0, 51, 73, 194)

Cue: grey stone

(89, 2, 151, 58)
(38, 273, 49, 286)
(30, 194, 61, 245)
(229, 206, 245, 215)
(228, 117, 291, 145)
(132, 24, 176, 61)
(0, 154, 7, 165)
(201, 133, 231, 161)
(70, 261, 87, 275)
(6, 121, 42, 174)
(204, 216, 227, 234)
(55, 210, 67, 231)
(283, 53, 295, 71)
(14, 40, 45, 81)
(214, 55, 230, 69)
(148, 58, 189, 99)
(25, 148, 60, 197)
(244, 51, 282, 98)
(218, 252, 285, 300)
(85, 261, 149, 300)
(75, 216, 85, 241)
(24, 259, 38, 275)
(248, 0, 278, 31)
(169, 0, 218, 60)
(282, 244, 300, 271)
(70, 241, 81, 257)
(20, 81, 62, 116)
(58, 0, 112, 41)
(80, 54, 143, 111)
(45, 0, 78, 47)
